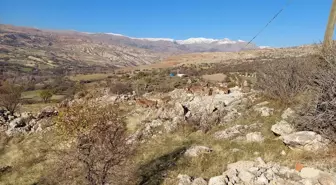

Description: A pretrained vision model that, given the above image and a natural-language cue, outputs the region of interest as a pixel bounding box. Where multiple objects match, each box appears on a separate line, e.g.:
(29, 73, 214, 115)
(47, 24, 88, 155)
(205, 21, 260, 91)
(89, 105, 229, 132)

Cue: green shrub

(39, 90, 53, 103)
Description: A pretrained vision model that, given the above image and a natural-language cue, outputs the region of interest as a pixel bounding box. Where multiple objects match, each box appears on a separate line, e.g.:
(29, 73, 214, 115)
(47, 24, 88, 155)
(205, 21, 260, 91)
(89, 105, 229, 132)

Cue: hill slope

(0, 24, 163, 71)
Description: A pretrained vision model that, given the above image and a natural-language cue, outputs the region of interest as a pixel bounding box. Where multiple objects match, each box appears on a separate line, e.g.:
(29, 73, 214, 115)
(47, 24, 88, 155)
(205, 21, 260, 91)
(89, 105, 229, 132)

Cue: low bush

(51, 102, 136, 185)
(255, 58, 314, 104)
(297, 47, 336, 143)
(110, 82, 133, 95)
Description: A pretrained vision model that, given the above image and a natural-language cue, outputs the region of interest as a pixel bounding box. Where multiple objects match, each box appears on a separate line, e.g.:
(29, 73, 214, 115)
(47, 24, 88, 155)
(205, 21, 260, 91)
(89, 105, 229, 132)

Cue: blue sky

(0, 0, 334, 47)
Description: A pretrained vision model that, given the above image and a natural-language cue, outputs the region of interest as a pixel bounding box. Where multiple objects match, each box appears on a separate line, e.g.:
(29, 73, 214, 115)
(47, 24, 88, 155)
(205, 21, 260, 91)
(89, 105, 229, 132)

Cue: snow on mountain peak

(106, 33, 124, 37)
(102, 32, 246, 45)
(176, 38, 218, 44)
(137, 38, 175, 42)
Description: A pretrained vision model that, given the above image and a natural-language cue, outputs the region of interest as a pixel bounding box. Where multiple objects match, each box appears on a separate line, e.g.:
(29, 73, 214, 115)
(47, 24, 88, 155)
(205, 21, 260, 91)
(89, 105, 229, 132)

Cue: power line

(245, 0, 293, 48)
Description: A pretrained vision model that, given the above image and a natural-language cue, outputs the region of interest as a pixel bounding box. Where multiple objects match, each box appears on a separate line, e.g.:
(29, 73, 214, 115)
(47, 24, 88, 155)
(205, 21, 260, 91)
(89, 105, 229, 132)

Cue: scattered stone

(318, 172, 336, 185)
(192, 177, 207, 185)
(178, 174, 192, 185)
(208, 175, 227, 185)
(300, 167, 321, 179)
(253, 102, 274, 117)
(271, 120, 295, 136)
(281, 108, 295, 120)
(185, 146, 212, 157)
(280, 150, 287, 156)
(246, 132, 264, 142)
(37, 106, 58, 119)
(282, 131, 330, 151)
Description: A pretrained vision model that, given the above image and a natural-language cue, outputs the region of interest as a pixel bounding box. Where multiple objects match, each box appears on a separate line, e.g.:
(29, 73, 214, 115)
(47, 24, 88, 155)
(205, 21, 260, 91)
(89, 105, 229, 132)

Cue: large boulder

(271, 120, 295, 136)
(282, 131, 330, 151)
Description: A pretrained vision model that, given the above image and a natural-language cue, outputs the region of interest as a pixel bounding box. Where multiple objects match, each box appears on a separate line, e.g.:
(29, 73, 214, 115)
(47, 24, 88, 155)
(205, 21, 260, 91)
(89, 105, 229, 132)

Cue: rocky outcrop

(282, 131, 330, 151)
(178, 158, 336, 185)
(1, 106, 58, 136)
(131, 87, 249, 141)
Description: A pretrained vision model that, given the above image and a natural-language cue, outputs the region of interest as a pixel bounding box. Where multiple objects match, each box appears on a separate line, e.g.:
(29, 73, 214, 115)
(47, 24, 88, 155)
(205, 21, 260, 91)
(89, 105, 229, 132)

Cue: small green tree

(0, 81, 23, 114)
(40, 90, 53, 103)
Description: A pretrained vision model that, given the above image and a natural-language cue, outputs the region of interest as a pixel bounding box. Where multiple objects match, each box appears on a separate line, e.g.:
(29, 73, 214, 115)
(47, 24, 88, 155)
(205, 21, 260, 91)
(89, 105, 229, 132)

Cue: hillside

(0, 24, 164, 72)
(0, 24, 261, 74)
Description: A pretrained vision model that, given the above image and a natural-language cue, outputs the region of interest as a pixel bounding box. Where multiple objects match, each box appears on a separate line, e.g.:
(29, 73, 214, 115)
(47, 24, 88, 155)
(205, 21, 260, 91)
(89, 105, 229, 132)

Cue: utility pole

(323, 0, 336, 50)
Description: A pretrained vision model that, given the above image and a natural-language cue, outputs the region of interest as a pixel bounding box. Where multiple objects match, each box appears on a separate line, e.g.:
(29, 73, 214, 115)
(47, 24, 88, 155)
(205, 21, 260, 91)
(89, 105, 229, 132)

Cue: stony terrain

(1, 72, 333, 184)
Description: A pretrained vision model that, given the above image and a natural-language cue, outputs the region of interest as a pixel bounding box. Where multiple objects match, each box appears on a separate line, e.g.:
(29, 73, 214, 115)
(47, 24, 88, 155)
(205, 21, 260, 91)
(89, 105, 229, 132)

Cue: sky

(0, 0, 334, 47)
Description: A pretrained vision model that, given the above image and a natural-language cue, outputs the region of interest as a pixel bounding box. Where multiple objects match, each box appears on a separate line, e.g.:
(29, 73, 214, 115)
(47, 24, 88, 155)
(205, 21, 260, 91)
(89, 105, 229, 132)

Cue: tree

(39, 90, 53, 103)
(0, 81, 23, 114)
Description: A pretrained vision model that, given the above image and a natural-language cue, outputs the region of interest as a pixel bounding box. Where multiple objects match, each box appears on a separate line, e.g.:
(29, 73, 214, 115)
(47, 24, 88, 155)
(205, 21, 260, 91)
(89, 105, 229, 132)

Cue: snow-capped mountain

(88, 32, 258, 53)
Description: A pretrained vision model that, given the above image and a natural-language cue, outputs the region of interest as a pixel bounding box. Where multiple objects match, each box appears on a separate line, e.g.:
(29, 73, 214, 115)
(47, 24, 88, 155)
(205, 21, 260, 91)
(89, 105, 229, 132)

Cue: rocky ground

(1, 75, 336, 185)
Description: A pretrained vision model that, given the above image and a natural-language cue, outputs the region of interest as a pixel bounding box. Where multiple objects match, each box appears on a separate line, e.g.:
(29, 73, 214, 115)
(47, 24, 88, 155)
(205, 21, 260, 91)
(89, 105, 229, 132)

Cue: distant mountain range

(87, 32, 259, 53)
(0, 24, 263, 71)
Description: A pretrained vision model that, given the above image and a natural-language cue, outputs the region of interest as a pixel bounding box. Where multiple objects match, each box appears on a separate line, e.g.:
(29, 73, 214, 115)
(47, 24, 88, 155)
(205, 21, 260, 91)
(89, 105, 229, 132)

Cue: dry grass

(0, 131, 61, 185)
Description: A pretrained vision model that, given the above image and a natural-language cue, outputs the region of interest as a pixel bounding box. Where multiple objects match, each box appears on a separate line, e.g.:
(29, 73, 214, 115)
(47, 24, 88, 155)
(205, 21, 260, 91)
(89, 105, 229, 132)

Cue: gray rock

(300, 179, 316, 185)
(281, 108, 295, 120)
(271, 120, 295, 136)
(255, 157, 267, 167)
(282, 131, 330, 151)
(318, 172, 336, 185)
(37, 106, 58, 119)
(256, 174, 269, 185)
(178, 174, 192, 185)
(192, 177, 207, 185)
(185, 146, 212, 157)
(238, 170, 255, 183)
(253, 103, 274, 117)
(246, 132, 264, 142)
(213, 125, 247, 140)
(208, 175, 227, 185)
(248, 167, 259, 175)
(300, 167, 321, 179)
